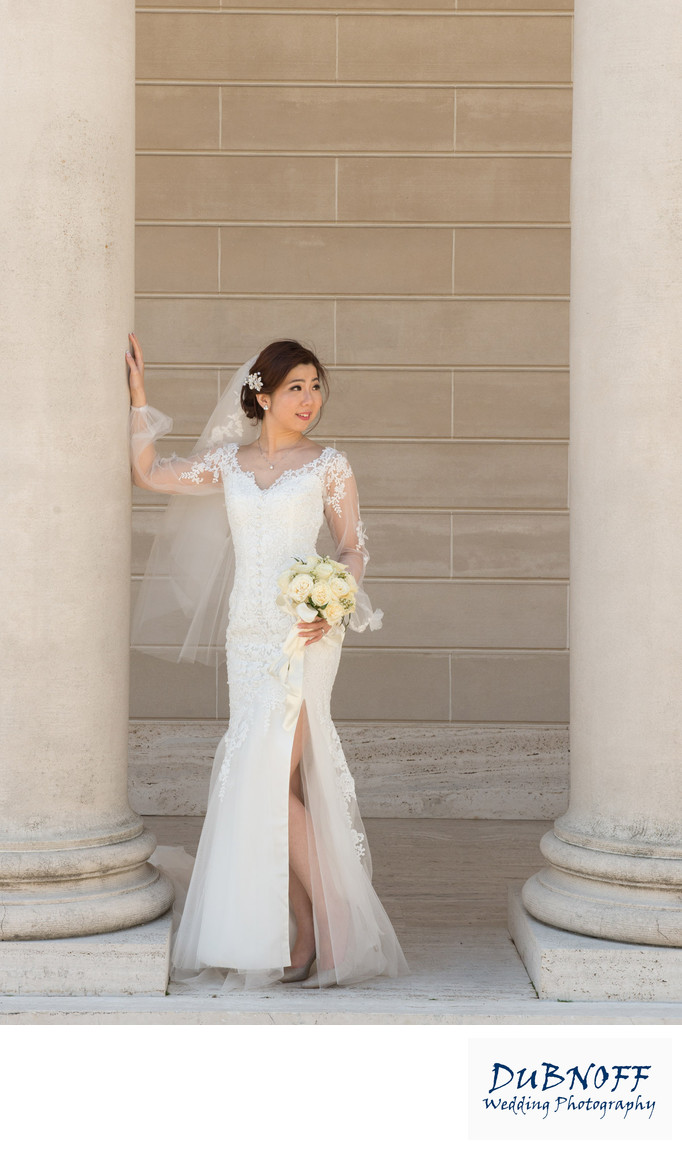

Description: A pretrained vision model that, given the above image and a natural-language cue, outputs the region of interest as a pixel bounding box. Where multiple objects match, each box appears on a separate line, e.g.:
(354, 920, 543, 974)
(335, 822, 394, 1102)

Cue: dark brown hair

(240, 339, 329, 425)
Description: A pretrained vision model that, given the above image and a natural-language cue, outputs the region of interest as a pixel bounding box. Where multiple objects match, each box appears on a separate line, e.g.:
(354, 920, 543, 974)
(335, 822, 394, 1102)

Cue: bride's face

(265, 363, 323, 431)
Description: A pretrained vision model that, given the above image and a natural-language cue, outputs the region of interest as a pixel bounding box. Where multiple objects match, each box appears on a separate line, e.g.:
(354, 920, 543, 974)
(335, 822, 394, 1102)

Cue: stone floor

(3, 817, 682, 1023)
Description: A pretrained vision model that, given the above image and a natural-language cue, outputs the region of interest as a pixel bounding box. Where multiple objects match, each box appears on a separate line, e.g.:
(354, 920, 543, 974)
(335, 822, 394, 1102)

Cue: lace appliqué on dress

(179, 447, 226, 485)
(307, 664, 367, 863)
(322, 451, 354, 517)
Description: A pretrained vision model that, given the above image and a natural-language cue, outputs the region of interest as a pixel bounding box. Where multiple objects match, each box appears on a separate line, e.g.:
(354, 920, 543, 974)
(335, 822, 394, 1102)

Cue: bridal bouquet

(275, 554, 358, 630)
(269, 555, 358, 729)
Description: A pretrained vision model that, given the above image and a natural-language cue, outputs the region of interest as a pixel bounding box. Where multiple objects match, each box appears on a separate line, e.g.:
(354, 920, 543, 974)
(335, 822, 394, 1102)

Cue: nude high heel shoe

(299, 966, 337, 989)
(280, 950, 316, 984)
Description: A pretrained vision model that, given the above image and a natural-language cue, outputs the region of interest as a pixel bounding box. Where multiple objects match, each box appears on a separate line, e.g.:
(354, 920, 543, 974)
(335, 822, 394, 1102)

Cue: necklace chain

(256, 434, 305, 471)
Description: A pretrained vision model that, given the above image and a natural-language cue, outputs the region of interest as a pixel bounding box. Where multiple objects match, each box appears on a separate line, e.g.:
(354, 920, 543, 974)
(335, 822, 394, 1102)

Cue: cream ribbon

(269, 620, 344, 731)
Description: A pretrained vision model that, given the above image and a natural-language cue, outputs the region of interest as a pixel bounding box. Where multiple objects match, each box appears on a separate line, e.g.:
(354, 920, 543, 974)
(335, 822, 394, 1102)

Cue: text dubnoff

(482, 1059, 656, 1123)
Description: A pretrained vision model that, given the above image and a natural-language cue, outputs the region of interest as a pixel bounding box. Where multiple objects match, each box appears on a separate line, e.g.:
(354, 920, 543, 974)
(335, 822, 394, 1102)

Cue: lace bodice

(181, 442, 359, 641)
(129, 403, 383, 639)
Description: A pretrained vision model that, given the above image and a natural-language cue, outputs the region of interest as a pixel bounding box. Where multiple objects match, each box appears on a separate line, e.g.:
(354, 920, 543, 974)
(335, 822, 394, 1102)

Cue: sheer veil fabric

(130, 357, 259, 667)
(130, 357, 409, 991)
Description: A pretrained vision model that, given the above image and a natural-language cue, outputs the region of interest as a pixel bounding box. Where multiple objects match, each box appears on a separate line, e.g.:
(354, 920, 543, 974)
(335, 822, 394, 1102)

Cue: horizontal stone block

(0, 914, 173, 996)
(130, 649, 219, 720)
(453, 371, 569, 437)
(346, 581, 567, 649)
(338, 157, 570, 223)
(359, 512, 452, 577)
(322, 369, 452, 437)
(138, 1, 571, 11)
(217, 649, 452, 722)
(129, 576, 565, 651)
(128, 720, 569, 820)
(135, 364, 452, 440)
(139, 369, 220, 436)
(456, 88, 572, 153)
(136, 85, 219, 150)
(136, 226, 218, 293)
(133, 510, 567, 583)
(142, 0, 216, 6)
(336, 299, 568, 366)
(340, 439, 567, 508)
(220, 227, 453, 295)
(509, 886, 682, 1003)
(451, 511, 568, 579)
(338, 15, 571, 83)
(136, 13, 336, 81)
(454, 228, 570, 295)
(133, 507, 452, 579)
(451, 652, 569, 722)
(221, 86, 454, 152)
(131, 436, 567, 510)
(333, 651, 451, 720)
(134, 297, 335, 364)
(129, 722, 225, 816)
(459, 0, 572, 9)
(218, 0, 456, 7)
(137, 155, 335, 221)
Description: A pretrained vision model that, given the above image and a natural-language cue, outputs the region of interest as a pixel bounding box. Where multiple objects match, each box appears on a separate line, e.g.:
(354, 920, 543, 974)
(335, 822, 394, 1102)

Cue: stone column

(521, 0, 682, 947)
(0, 2, 173, 939)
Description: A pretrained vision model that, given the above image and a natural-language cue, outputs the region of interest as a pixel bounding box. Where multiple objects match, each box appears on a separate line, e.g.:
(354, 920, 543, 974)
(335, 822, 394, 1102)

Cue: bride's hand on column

(297, 617, 332, 646)
(125, 332, 147, 407)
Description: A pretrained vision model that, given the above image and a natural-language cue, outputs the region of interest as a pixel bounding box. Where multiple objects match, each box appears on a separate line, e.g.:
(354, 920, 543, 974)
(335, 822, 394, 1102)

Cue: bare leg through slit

(287, 700, 335, 972)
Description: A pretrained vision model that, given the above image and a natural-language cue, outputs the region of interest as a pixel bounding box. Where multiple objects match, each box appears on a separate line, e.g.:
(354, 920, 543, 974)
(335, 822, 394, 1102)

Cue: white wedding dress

(129, 404, 410, 991)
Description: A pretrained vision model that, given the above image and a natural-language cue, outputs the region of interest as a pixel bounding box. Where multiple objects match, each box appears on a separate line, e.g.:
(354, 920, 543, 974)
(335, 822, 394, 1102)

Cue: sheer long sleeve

(129, 403, 225, 493)
(323, 451, 383, 632)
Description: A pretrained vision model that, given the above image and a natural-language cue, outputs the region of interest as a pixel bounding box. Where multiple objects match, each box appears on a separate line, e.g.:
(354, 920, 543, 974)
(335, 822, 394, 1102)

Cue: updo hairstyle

(240, 339, 329, 425)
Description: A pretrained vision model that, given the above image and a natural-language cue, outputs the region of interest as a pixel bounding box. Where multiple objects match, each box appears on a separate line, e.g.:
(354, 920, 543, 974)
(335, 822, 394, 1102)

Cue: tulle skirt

(150, 632, 410, 992)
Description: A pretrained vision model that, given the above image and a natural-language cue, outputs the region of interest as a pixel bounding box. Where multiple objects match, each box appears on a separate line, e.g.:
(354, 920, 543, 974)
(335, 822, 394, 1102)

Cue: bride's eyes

(290, 383, 320, 390)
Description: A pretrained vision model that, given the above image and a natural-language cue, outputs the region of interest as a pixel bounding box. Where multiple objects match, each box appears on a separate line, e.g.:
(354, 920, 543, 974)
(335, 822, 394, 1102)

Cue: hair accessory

(246, 371, 263, 391)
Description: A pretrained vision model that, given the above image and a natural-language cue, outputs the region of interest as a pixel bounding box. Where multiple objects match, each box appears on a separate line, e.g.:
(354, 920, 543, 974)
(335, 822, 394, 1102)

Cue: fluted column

(0, 2, 173, 939)
(522, 0, 682, 946)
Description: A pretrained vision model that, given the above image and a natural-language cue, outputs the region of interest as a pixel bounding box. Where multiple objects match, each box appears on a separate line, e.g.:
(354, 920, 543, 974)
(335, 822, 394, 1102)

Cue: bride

(126, 332, 410, 990)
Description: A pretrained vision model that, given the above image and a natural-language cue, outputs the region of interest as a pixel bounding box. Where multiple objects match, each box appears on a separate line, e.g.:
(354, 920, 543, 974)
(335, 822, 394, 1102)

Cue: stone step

(128, 721, 569, 819)
(3, 995, 682, 1026)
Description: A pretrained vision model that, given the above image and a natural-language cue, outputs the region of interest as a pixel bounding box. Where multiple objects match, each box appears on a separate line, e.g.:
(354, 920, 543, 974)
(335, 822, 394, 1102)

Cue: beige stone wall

(131, 0, 572, 724)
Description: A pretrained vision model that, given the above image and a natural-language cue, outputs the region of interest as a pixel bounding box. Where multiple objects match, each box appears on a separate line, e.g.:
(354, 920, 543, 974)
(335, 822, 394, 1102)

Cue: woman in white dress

(126, 333, 409, 991)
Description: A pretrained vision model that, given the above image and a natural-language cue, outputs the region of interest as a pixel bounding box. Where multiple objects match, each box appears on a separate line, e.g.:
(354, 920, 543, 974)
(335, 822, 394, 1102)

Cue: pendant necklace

(256, 435, 304, 471)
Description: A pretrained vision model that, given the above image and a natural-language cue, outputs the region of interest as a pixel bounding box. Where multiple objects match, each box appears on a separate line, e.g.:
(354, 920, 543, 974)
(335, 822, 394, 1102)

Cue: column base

(522, 826, 682, 946)
(509, 884, 682, 1002)
(0, 910, 173, 996)
(0, 829, 175, 940)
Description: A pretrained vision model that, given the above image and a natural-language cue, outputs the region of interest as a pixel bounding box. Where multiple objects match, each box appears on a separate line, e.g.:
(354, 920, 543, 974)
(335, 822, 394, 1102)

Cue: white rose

(323, 601, 344, 624)
(288, 573, 314, 602)
(329, 576, 349, 599)
(312, 561, 334, 580)
(291, 560, 315, 574)
(310, 581, 332, 607)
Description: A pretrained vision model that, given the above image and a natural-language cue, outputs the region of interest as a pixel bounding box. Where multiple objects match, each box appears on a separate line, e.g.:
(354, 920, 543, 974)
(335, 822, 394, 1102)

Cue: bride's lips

(297, 412, 311, 420)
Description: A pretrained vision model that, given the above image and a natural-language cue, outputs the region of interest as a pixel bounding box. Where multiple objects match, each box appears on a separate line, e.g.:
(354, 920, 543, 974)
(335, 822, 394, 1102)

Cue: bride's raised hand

(125, 332, 147, 407)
